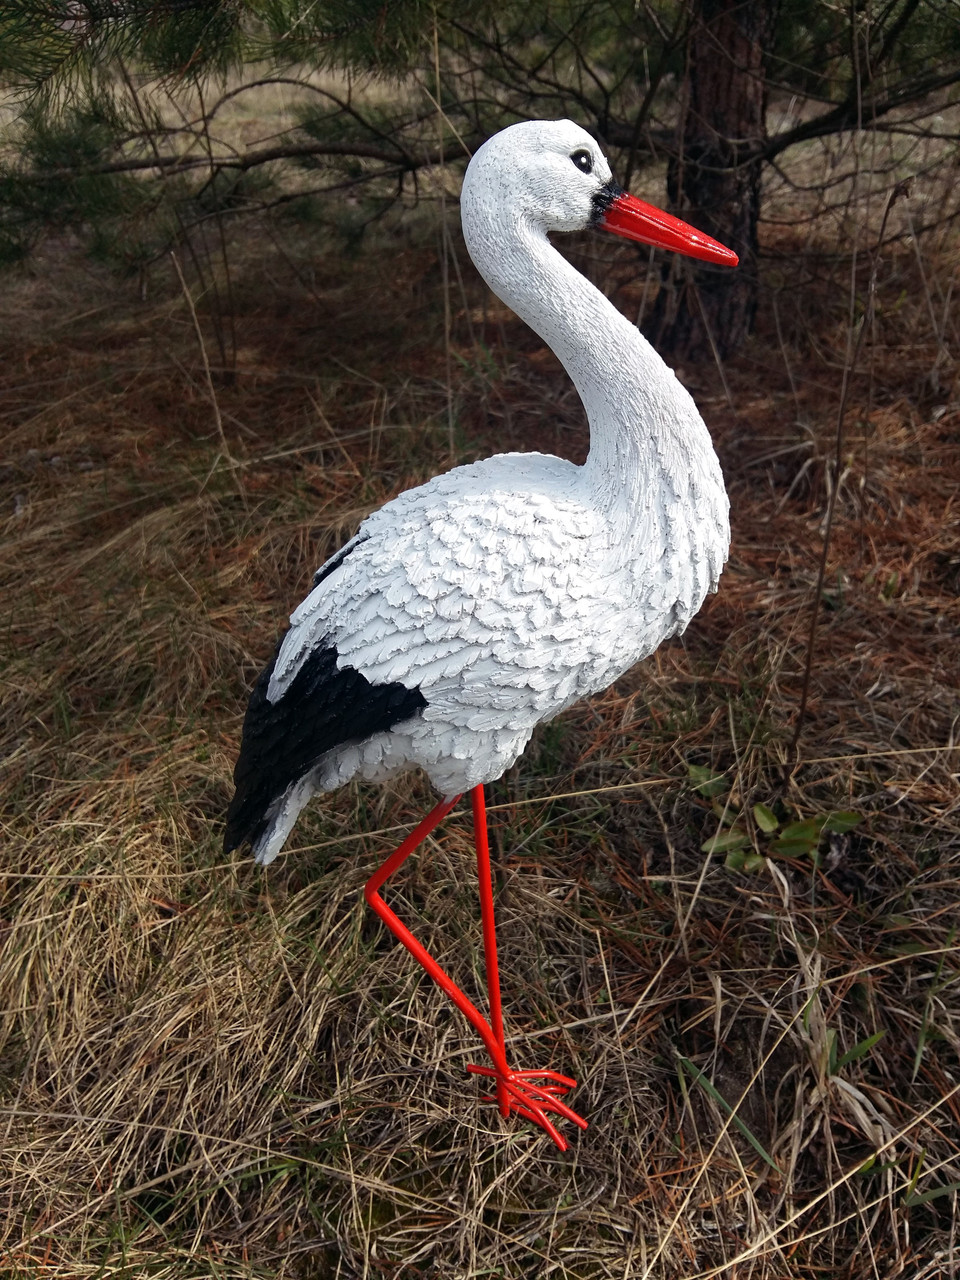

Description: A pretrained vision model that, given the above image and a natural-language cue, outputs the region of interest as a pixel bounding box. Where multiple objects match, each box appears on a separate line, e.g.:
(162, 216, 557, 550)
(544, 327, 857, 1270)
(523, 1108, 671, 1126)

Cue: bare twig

(791, 180, 909, 749)
(169, 250, 245, 504)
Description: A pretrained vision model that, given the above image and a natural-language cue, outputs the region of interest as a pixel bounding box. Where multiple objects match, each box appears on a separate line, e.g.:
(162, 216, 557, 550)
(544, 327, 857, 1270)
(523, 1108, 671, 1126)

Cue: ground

(0, 184, 958, 1278)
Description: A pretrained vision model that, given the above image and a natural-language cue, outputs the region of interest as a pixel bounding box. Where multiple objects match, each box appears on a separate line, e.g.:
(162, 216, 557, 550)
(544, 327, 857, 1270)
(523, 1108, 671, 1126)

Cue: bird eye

(570, 149, 593, 174)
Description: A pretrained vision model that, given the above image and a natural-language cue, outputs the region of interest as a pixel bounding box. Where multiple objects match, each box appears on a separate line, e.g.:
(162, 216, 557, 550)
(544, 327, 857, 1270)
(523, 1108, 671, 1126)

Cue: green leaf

(779, 818, 824, 841)
(742, 853, 767, 872)
(769, 838, 818, 858)
(688, 764, 728, 797)
(725, 849, 747, 871)
(752, 803, 779, 833)
(822, 811, 863, 833)
(835, 1029, 886, 1070)
(904, 1179, 960, 1206)
(904, 1148, 926, 1200)
(702, 828, 750, 854)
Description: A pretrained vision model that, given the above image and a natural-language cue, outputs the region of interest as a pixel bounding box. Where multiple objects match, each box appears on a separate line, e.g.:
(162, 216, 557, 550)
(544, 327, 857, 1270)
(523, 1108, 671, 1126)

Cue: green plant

(688, 763, 864, 872)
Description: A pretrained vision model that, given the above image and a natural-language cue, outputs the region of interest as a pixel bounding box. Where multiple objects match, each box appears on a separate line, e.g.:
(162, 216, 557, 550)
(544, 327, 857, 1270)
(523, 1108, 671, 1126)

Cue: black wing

(223, 639, 426, 854)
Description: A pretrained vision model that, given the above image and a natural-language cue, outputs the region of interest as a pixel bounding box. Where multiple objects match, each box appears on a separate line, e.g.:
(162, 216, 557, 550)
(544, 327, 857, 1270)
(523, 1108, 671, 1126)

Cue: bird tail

(223, 773, 314, 865)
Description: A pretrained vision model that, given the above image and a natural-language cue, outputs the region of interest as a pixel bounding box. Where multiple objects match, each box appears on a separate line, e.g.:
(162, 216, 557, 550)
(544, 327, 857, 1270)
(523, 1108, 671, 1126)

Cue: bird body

(225, 119, 736, 1147)
(227, 120, 729, 867)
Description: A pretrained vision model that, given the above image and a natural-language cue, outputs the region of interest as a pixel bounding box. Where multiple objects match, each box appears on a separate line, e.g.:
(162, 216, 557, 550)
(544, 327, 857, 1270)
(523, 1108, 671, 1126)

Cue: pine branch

(761, 65, 960, 163)
(7, 136, 475, 183)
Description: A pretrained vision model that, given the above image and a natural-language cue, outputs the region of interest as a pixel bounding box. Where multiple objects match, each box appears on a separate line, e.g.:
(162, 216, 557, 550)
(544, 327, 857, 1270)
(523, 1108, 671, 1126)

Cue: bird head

(462, 119, 738, 268)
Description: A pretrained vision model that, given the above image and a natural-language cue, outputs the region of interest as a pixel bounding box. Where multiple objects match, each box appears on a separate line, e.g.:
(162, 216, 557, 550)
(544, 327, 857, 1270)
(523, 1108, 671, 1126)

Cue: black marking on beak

(589, 179, 624, 227)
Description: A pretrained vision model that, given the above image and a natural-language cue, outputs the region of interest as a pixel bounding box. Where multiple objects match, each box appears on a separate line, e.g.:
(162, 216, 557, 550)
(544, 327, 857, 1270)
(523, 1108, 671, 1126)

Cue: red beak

(601, 190, 739, 268)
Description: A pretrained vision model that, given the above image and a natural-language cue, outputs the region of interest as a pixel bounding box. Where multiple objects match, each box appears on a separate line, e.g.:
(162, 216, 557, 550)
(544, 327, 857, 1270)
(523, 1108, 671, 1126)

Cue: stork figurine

(225, 120, 737, 1151)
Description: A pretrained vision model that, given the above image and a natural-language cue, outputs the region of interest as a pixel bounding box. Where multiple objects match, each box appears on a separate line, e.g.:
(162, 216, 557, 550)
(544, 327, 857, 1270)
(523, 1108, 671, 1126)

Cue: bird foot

(466, 1063, 588, 1151)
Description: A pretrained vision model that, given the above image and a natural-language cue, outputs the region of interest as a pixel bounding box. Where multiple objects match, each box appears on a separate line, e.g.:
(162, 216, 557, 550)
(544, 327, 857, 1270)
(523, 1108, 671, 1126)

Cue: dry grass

(1, 173, 959, 1280)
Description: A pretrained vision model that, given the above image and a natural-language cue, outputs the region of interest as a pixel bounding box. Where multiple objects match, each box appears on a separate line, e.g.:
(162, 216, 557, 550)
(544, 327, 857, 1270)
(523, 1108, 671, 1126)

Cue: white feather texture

(253, 119, 729, 864)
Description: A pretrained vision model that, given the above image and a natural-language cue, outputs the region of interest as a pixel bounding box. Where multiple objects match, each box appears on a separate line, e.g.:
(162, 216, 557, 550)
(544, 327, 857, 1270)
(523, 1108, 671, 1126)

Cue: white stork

(225, 119, 737, 1150)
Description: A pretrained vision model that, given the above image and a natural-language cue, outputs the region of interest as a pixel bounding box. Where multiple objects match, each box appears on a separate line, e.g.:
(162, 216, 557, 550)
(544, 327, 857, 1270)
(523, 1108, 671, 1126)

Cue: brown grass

(1, 177, 958, 1279)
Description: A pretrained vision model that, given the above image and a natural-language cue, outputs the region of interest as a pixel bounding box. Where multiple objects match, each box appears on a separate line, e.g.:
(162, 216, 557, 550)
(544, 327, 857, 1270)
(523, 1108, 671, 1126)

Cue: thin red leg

(363, 792, 588, 1150)
(364, 794, 510, 1074)
(471, 785, 509, 1116)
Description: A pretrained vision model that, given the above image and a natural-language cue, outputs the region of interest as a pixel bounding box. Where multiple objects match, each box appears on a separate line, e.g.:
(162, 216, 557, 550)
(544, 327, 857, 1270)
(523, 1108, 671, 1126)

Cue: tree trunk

(647, 0, 775, 362)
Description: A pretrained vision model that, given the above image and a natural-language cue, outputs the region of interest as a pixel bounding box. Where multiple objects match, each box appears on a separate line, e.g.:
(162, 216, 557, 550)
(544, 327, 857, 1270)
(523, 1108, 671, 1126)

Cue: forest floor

(0, 178, 958, 1279)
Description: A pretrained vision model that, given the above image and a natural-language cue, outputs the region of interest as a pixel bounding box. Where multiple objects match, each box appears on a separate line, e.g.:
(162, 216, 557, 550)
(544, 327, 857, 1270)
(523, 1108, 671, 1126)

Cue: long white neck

(462, 206, 729, 594)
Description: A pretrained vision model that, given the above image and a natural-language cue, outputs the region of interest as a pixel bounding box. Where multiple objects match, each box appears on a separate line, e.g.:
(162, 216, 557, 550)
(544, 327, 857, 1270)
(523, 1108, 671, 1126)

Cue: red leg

(466, 785, 588, 1146)
(471, 785, 508, 1115)
(363, 790, 588, 1150)
(364, 793, 509, 1070)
